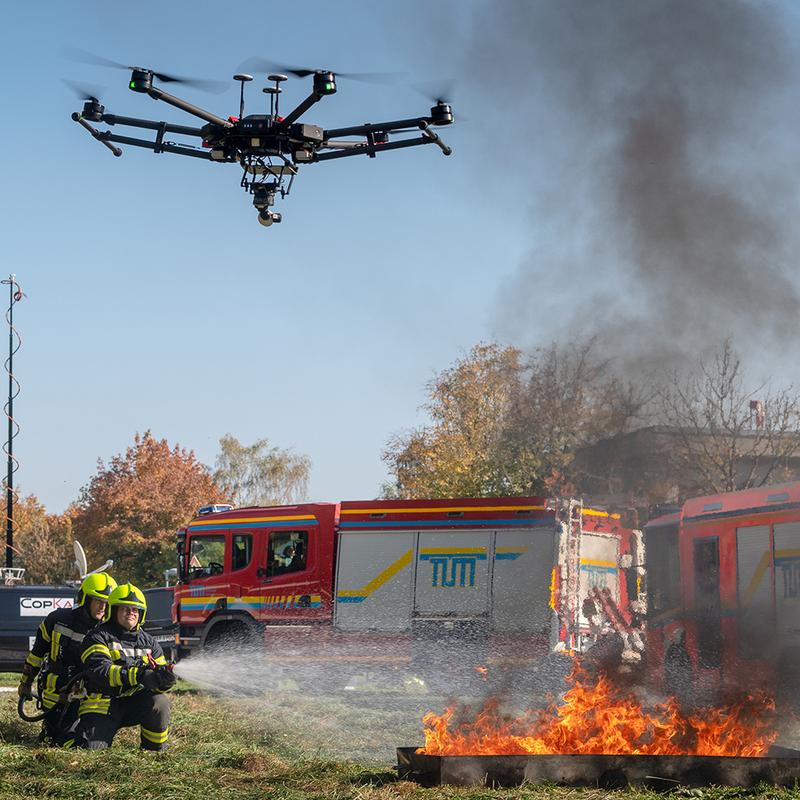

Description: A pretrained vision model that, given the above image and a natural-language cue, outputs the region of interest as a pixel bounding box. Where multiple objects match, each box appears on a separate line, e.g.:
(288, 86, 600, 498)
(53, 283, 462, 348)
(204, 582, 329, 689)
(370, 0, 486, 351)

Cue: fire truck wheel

(203, 619, 259, 653)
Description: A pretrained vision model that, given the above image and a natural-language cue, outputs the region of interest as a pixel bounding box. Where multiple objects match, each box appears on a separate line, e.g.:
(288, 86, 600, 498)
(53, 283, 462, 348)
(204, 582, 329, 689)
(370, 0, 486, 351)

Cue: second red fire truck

(644, 482, 800, 705)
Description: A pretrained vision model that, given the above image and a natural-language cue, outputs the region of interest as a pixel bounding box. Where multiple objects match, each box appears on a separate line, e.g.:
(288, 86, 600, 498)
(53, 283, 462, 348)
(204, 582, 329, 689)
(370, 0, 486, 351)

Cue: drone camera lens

(258, 210, 282, 227)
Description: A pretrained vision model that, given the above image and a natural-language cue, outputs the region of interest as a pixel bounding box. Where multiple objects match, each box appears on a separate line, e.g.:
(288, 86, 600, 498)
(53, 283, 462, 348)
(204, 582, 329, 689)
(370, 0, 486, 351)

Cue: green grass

(1, 681, 798, 799)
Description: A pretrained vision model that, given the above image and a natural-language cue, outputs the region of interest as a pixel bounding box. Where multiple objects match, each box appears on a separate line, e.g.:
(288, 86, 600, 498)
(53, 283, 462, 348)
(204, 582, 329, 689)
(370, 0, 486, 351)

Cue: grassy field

(0, 671, 798, 800)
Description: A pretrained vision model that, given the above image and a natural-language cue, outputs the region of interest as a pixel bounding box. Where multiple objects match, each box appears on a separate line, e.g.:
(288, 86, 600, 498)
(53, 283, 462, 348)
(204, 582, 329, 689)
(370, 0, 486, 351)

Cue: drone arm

(71, 114, 122, 157)
(144, 85, 231, 128)
(279, 89, 329, 127)
(418, 122, 452, 156)
(97, 130, 213, 160)
(102, 114, 204, 138)
(323, 117, 432, 139)
(314, 135, 436, 162)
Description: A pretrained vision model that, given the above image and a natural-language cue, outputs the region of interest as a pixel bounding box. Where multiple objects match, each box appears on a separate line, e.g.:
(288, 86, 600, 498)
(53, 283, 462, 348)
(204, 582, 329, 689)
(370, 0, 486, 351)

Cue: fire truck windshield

(189, 535, 225, 578)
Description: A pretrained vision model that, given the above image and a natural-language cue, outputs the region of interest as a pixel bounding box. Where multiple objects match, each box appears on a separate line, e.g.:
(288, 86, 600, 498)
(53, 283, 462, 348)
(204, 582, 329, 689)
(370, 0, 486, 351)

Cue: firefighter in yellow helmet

(17, 572, 117, 744)
(74, 583, 175, 750)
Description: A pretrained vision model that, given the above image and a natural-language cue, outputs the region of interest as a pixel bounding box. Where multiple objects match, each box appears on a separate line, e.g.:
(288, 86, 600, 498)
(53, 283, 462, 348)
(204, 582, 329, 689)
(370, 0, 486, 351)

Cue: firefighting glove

(139, 670, 161, 692)
(156, 669, 176, 691)
(17, 682, 33, 699)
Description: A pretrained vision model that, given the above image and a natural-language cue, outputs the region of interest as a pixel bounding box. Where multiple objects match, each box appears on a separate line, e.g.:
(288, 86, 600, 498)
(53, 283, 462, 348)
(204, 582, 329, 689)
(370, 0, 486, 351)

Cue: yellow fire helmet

(105, 583, 147, 628)
(77, 572, 117, 608)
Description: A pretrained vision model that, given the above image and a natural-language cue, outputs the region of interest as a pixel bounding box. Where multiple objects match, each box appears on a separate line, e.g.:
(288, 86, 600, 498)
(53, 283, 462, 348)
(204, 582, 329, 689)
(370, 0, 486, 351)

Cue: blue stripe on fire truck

(338, 518, 552, 529)
(187, 520, 319, 531)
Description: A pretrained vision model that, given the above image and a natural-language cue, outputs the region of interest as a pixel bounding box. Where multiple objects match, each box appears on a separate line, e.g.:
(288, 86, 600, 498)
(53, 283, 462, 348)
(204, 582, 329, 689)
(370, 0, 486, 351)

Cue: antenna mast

(2, 275, 22, 574)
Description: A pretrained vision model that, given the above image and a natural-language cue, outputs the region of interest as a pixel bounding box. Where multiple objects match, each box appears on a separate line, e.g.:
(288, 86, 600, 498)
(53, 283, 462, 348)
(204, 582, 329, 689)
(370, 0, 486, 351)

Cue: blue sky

(1, 1, 533, 511)
(5, 1, 800, 514)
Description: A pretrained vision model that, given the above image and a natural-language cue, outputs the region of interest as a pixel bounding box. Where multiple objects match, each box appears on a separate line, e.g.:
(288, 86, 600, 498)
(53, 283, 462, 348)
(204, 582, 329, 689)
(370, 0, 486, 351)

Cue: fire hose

(17, 658, 175, 723)
(17, 670, 86, 723)
(144, 653, 176, 684)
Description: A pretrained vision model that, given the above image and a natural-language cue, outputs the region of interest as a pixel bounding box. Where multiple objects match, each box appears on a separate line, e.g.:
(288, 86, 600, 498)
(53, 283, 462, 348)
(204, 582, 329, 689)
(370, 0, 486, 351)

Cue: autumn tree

(656, 340, 800, 495)
(13, 494, 75, 584)
(71, 431, 225, 587)
(382, 343, 525, 498)
(382, 341, 645, 499)
(213, 434, 311, 507)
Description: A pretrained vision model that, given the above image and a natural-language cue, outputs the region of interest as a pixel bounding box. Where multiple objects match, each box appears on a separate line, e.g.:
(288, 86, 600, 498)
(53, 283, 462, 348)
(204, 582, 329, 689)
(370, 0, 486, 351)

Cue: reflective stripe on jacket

(22, 606, 97, 708)
(79, 622, 167, 714)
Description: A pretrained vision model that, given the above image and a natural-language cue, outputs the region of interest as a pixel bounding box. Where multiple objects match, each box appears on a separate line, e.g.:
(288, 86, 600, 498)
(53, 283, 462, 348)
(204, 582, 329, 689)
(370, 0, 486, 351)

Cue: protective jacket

(79, 621, 168, 712)
(77, 620, 171, 750)
(22, 606, 98, 710)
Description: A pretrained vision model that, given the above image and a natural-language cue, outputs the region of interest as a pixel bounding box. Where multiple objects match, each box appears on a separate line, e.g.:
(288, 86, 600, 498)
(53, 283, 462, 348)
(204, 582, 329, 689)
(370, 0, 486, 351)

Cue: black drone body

(71, 64, 454, 226)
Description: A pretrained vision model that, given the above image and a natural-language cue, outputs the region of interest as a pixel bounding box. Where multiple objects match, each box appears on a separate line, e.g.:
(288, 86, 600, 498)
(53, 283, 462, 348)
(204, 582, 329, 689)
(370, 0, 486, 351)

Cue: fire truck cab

(644, 482, 800, 704)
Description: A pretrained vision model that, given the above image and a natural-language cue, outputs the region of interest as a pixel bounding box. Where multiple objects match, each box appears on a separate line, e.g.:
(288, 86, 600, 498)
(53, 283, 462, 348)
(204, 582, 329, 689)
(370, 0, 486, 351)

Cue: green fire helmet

(77, 572, 117, 608)
(105, 583, 147, 628)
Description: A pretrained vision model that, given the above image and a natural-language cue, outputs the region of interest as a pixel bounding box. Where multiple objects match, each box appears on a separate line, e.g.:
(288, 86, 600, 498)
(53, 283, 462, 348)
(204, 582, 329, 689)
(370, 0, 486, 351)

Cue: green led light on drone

(129, 81, 136, 89)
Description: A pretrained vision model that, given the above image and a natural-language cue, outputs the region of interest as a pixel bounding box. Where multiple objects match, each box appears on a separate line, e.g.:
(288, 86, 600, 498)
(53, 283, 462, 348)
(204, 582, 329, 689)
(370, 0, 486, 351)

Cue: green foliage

(214, 433, 311, 507)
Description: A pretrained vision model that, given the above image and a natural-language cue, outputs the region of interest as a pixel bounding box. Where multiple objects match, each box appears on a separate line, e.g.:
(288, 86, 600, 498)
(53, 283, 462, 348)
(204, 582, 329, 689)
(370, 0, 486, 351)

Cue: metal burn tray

(397, 747, 800, 789)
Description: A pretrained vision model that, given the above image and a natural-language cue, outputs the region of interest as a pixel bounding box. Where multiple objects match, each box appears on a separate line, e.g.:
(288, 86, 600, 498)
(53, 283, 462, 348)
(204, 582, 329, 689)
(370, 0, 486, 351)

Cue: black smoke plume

(471, 1, 800, 374)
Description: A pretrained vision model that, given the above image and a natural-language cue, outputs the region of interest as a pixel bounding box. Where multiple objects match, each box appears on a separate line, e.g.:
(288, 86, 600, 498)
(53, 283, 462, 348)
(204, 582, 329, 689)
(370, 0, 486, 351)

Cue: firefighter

(17, 572, 117, 745)
(74, 583, 176, 751)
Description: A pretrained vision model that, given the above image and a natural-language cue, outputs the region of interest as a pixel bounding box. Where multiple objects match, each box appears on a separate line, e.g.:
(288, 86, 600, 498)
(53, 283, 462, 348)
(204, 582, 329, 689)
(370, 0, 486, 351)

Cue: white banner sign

(19, 597, 74, 617)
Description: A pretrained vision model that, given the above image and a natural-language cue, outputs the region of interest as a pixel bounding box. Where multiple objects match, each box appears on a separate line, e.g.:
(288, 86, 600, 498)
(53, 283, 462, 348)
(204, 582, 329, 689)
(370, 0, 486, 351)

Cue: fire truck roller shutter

(773, 521, 800, 644)
(409, 529, 491, 693)
(736, 525, 772, 659)
(492, 528, 557, 633)
(413, 530, 492, 619)
(334, 532, 415, 632)
(774, 521, 800, 713)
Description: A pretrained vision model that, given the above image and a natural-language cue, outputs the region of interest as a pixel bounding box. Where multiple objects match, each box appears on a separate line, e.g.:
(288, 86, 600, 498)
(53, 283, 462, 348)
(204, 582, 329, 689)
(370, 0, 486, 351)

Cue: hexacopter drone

(69, 55, 454, 227)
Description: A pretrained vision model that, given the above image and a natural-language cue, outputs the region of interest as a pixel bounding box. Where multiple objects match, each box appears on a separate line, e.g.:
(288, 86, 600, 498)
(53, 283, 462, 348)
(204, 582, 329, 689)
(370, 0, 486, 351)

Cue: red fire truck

(172, 496, 643, 682)
(644, 482, 800, 705)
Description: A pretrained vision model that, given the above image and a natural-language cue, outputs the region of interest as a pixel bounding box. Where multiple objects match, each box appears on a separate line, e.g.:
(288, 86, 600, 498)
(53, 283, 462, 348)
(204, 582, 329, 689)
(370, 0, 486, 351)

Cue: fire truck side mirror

(176, 531, 187, 582)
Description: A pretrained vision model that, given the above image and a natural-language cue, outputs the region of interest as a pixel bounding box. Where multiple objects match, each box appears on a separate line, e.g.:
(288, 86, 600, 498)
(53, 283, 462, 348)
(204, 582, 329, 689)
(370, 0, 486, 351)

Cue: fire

(420, 669, 777, 757)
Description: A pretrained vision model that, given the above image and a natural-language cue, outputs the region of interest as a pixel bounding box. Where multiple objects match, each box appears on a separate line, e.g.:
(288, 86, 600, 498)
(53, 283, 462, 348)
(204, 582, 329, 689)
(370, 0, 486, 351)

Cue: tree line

(13, 432, 310, 587)
(381, 339, 800, 503)
(13, 338, 800, 587)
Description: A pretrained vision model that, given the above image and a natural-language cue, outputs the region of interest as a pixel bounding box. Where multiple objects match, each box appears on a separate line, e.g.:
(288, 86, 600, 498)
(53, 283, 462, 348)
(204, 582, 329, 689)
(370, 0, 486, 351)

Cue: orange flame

(419, 669, 777, 757)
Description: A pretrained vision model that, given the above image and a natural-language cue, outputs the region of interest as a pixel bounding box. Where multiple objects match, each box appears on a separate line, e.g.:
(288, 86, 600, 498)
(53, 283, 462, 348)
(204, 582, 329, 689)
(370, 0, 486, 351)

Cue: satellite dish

(73, 540, 88, 579)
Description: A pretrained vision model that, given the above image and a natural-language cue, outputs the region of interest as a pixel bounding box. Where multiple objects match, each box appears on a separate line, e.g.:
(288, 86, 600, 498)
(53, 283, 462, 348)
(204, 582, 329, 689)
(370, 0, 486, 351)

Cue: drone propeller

(62, 47, 228, 93)
(63, 79, 105, 103)
(239, 57, 401, 84)
(413, 78, 457, 105)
